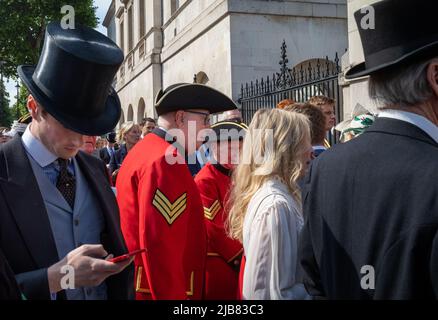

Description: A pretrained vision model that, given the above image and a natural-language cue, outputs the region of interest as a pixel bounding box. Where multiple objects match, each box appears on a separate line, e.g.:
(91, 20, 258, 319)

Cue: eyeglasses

(185, 110, 211, 125)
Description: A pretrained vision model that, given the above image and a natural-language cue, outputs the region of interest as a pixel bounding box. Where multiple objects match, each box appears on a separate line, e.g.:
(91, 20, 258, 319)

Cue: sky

(5, 0, 110, 112)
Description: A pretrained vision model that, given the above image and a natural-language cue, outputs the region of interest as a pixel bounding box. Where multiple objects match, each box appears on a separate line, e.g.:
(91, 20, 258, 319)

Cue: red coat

(195, 162, 243, 300)
(116, 129, 207, 300)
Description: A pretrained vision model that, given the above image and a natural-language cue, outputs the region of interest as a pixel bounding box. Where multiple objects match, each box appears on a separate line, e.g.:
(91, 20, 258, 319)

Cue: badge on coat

(204, 199, 221, 221)
(152, 189, 187, 225)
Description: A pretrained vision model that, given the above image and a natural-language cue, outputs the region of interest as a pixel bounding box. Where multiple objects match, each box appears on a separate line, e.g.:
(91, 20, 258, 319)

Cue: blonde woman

(228, 108, 312, 300)
(109, 121, 141, 175)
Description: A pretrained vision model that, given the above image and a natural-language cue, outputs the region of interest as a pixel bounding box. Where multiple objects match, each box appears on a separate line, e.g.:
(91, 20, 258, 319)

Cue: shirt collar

(378, 109, 438, 144)
(312, 145, 327, 151)
(21, 125, 59, 167)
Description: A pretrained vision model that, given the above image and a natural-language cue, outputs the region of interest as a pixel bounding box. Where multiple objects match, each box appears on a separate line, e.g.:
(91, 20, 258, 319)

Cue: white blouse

(242, 178, 309, 300)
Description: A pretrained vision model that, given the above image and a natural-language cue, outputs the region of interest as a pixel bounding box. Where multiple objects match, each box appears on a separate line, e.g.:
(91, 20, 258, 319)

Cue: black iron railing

(238, 40, 344, 145)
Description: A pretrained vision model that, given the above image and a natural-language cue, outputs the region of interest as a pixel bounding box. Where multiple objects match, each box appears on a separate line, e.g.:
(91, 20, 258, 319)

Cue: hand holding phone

(108, 249, 146, 263)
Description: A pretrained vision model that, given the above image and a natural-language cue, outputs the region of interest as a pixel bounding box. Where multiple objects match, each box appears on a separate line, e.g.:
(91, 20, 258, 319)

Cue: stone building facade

(103, 0, 348, 127)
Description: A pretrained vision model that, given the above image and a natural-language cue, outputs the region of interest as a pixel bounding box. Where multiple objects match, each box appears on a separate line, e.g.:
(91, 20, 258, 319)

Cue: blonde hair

(227, 108, 311, 242)
(117, 121, 138, 143)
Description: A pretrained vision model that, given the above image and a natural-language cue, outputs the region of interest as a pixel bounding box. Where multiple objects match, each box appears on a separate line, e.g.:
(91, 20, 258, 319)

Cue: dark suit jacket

(0, 136, 134, 300)
(99, 147, 111, 165)
(299, 118, 438, 299)
(109, 144, 127, 174)
(0, 248, 20, 299)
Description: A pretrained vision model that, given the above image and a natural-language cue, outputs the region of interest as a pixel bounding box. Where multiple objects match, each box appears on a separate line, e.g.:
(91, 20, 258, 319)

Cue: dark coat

(0, 136, 134, 300)
(99, 147, 112, 165)
(299, 117, 438, 299)
(0, 248, 21, 299)
(109, 144, 127, 174)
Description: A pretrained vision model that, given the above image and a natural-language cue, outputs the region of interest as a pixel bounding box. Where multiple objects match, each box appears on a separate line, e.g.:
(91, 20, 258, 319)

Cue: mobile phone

(108, 248, 146, 263)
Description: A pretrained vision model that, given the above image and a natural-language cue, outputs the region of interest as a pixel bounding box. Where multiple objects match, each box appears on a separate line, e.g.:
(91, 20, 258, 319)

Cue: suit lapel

(0, 136, 59, 268)
(28, 158, 72, 213)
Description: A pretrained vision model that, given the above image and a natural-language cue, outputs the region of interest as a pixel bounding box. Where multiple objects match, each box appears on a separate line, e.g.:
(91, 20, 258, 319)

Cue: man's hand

(47, 244, 133, 293)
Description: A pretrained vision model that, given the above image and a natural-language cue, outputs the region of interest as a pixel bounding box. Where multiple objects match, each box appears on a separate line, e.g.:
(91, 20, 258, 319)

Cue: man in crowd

(99, 132, 117, 165)
(116, 83, 237, 299)
(308, 95, 336, 148)
(140, 117, 156, 138)
(0, 22, 134, 300)
(284, 103, 327, 158)
(223, 109, 243, 122)
(195, 120, 247, 300)
(299, 0, 438, 299)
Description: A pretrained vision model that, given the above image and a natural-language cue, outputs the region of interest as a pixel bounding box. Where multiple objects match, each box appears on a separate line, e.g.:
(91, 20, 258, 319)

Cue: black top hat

(346, 0, 438, 79)
(154, 83, 237, 116)
(18, 22, 124, 135)
(106, 132, 117, 143)
(207, 120, 248, 142)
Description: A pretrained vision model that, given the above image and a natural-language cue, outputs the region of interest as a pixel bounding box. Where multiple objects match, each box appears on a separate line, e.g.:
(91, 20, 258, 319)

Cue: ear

(174, 111, 185, 128)
(426, 60, 438, 97)
(27, 95, 39, 119)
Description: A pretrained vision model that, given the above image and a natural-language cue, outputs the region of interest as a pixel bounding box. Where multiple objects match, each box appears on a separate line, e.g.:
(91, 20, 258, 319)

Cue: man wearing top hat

(0, 22, 134, 300)
(116, 83, 237, 299)
(299, 0, 438, 299)
(99, 132, 117, 166)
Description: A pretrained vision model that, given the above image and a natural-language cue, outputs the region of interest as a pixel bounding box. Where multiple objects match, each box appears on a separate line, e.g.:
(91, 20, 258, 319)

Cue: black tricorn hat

(18, 22, 123, 135)
(346, 0, 438, 79)
(154, 83, 237, 116)
(207, 120, 248, 143)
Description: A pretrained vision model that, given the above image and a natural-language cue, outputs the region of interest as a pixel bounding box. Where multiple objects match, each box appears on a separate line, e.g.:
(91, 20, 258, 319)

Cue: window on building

(128, 4, 134, 51)
(128, 104, 134, 121)
(170, 0, 180, 15)
(120, 19, 125, 53)
(139, 0, 146, 38)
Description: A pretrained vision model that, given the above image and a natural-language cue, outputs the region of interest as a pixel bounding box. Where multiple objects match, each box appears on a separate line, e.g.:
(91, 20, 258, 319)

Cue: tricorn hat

(346, 0, 438, 79)
(154, 83, 237, 116)
(18, 22, 123, 135)
(206, 120, 248, 143)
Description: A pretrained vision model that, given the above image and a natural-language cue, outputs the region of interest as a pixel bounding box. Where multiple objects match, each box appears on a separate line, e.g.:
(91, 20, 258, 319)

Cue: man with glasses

(185, 110, 212, 176)
(116, 83, 237, 299)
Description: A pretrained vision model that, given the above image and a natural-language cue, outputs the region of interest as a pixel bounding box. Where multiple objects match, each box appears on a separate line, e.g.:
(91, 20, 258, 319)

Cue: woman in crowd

(228, 108, 312, 300)
(109, 121, 141, 178)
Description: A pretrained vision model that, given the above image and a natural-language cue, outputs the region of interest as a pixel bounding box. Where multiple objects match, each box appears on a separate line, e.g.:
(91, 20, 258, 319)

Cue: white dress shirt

(242, 178, 309, 300)
(378, 109, 438, 143)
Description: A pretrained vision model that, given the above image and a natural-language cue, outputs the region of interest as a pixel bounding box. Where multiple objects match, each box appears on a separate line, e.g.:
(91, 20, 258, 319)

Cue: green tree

(10, 84, 29, 120)
(0, 0, 98, 78)
(0, 80, 11, 127)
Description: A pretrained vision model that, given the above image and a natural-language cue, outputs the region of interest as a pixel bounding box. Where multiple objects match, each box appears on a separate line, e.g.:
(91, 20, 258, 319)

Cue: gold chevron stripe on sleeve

(152, 189, 187, 225)
(203, 199, 221, 221)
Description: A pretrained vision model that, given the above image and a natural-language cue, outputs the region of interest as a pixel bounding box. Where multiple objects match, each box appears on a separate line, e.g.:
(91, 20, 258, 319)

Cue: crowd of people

(0, 0, 437, 300)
